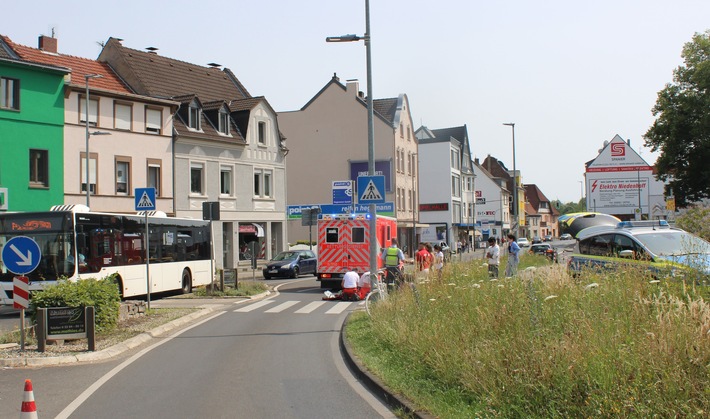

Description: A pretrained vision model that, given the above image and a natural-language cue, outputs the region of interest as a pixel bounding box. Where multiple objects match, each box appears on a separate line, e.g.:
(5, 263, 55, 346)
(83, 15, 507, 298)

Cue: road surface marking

(264, 300, 299, 313)
(55, 311, 225, 419)
(325, 302, 352, 314)
(294, 301, 327, 314)
(233, 300, 274, 312)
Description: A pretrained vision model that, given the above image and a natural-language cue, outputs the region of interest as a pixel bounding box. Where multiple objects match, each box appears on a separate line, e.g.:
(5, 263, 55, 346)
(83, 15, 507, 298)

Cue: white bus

(0, 206, 212, 305)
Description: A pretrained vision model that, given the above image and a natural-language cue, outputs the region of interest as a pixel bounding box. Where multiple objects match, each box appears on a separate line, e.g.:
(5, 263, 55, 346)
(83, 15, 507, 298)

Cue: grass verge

(346, 254, 710, 418)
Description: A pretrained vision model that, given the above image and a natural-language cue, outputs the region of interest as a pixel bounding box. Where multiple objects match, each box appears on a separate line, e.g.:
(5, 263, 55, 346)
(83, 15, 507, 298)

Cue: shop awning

(239, 223, 264, 237)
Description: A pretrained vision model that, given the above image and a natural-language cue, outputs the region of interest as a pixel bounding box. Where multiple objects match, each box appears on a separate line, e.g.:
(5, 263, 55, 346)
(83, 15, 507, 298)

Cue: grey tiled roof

(373, 98, 397, 125)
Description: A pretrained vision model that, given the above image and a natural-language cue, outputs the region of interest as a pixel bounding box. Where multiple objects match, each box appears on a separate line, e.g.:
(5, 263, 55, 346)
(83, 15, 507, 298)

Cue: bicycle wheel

(365, 289, 384, 317)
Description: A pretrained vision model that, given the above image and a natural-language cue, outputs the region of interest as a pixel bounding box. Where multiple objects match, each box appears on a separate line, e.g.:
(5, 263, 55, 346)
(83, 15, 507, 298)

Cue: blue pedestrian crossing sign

(1, 236, 41, 275)
(357, 175, 386, 204)
(135, 187, 156, 211)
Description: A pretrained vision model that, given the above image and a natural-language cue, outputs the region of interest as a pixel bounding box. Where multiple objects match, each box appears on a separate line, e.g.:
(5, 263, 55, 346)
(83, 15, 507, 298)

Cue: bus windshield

(0, 212, 77, 282)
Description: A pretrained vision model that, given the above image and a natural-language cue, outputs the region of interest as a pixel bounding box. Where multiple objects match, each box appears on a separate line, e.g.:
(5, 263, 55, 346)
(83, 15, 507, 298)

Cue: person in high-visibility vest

(381, 238, 405, 284)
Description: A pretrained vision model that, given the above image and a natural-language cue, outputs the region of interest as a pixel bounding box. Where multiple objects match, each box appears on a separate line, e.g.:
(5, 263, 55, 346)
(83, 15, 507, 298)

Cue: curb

(0, 290, 272, 368)
(339, 312, 435, 419)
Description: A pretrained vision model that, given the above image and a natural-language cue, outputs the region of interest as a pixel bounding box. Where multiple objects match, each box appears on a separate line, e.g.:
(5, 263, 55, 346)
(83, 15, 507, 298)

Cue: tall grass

(348, 255, 710, 417)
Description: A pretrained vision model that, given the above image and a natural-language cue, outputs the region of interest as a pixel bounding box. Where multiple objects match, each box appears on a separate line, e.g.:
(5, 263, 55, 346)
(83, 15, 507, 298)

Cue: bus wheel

(181, 270, 192, 294)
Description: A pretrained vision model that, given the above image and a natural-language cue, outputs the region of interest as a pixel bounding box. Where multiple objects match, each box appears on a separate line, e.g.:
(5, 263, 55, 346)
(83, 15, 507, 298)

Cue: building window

(1, 77, 20, 110)
(190, 162, 204, 195)
(29, 149, 48, 187)
(115, 157, 131, 194)
(79, 97, 99, 126)
(147, 159, 161, 196)
(452, 174, 461, 198)
(257, 121, 266, 145)
(407, 152, 412, 175)
(218, 111, 230, 135)
(188, 106, 201, 130)
(408, 190, 412, 211)
(145, 108, 162, 134)
(114, 103, 132, 130)
(220, 166, 233, 196)
(400, 123, 404, 137)
(80, 152, 98, 195)
(254, 168, 273, 198)
(451, 148, 460, 170)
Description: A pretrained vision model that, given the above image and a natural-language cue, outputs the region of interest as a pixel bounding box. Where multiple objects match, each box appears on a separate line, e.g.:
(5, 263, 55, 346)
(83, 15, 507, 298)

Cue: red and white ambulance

(316, 214, 397, 289)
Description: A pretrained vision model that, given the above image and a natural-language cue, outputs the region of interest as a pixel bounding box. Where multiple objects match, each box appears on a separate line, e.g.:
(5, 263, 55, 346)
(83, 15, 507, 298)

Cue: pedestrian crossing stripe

(360, 180, 383, 201)
(233, 300, 359, 314)
(136, 191, 155, 208)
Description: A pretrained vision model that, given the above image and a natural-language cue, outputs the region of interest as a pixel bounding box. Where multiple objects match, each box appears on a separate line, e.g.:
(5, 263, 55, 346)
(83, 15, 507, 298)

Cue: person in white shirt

(433, 244, 444, 280)
(486, 237, 500, 278)
(341, 270, 360, 301)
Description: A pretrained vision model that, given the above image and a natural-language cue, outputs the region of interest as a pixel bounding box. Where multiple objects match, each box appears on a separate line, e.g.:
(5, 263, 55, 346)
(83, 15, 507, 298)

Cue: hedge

(30, 274, 121, 332)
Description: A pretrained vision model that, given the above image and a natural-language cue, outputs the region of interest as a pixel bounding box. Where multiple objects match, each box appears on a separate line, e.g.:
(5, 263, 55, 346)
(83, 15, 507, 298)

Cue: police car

(567, 220, 710, 283)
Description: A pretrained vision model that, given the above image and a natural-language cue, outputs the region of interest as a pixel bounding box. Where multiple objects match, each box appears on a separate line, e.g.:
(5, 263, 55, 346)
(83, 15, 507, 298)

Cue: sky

(4, 0, 709, 203)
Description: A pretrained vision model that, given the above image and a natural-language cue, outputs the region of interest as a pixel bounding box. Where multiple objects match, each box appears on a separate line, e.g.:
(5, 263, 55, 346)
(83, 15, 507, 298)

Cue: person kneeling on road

(341, 270, 360, 301)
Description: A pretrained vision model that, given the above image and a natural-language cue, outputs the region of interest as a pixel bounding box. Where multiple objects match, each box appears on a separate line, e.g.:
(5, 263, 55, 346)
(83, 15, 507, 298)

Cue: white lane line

(55, 311, 225, 419)
(325, 302, 352, 314)
(294, 301, 326, 314)
(264, 301, 299, 313)
(233, 300, 275, 312)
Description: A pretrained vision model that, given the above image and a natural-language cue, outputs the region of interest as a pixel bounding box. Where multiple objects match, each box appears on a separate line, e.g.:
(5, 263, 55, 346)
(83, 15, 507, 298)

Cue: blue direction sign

(357, 175, 386, 204)
(135, 187, 156, 211)
(1, 236, 41, 275)
(332, 181, 353, 205)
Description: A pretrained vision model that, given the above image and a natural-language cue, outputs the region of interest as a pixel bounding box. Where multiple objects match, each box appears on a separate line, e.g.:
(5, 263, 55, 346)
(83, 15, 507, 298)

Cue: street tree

(644, 30, 710, 207)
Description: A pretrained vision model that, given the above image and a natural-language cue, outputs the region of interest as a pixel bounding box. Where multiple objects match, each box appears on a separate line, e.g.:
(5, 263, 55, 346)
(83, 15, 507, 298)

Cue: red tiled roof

(1, 35, 132, 93)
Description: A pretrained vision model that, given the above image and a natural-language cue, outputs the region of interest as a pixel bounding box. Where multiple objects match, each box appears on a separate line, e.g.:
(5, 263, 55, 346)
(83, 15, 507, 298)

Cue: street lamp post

(503, 123, 517, 237)
(412, 153, 417, 256)
(327, 0, 378, 278)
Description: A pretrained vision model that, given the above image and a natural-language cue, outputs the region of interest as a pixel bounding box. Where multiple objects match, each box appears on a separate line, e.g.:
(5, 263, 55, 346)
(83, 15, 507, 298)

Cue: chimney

(346, 79, 359, 96)
(38, 35, 57, 53)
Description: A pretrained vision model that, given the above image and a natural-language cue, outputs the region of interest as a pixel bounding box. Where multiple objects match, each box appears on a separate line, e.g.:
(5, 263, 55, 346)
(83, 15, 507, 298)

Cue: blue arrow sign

(1, 236, 41, 275)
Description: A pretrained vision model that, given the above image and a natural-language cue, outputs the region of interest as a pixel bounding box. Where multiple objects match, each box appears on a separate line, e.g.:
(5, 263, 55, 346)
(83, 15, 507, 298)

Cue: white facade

(63, 88, 176, 214)
(585, 135, 667, 220)
(472, 161, 510, 243)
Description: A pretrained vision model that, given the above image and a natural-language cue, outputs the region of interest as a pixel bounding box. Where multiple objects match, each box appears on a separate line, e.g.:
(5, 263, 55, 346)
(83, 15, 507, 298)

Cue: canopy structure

(558, 212, 620, 238)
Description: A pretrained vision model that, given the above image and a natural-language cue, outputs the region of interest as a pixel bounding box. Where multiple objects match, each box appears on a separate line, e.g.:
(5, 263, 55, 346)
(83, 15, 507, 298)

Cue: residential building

(472, 158, 510, 244)
(99, 38, 287, 270)
(481, 155, 524, 238)
(0, 37, 68, 211)
(415, 125, 475, 251)
(278, 75, 419, 254)
(523, 184, 559, 239)
(2, 35, 177, 214)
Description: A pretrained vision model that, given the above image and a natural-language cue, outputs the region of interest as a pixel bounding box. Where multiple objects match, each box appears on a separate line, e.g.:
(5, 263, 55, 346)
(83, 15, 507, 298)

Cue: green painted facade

(0, 59, 67, 211)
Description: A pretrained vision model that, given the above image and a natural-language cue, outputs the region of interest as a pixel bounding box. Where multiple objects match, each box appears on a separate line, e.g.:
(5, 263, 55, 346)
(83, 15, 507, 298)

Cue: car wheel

(291, 266, 299, 279)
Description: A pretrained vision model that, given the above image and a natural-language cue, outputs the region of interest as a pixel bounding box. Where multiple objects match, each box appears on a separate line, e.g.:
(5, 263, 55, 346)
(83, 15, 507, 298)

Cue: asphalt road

(1, 276, 393, 418)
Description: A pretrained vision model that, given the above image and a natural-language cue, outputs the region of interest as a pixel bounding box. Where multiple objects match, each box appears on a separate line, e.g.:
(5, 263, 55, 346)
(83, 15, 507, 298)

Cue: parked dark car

(560, 233, 573, 241)
(532, 236, 543, 244)
(529, 243, 558, 262)
(543, 234, 553, 242)
(263, 250, 317, 279)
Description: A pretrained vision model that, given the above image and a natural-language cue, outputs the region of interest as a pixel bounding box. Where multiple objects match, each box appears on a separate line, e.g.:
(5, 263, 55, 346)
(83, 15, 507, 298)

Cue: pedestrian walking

(504, 234, 521, 277)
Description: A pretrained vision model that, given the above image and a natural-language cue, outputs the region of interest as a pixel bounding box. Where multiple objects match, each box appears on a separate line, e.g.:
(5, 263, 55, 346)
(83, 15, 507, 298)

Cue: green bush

(30, 274, 121, 332)
(676, 204, 710, 242)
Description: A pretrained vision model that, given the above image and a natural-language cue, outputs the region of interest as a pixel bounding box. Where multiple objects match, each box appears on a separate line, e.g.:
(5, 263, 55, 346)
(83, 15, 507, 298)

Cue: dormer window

(188, 105, 201, 130)
(218, 110, 230, 135)
(257, 121, 266, 145)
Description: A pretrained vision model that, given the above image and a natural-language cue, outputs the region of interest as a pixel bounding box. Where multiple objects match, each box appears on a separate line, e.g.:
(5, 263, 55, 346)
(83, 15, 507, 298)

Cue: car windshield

(635, 230, 710, 257)
(273, 252, 299, 261)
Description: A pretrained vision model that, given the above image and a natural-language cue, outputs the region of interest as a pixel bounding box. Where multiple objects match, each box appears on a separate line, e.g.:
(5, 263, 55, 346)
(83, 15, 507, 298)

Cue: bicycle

(365, 269, 388, 317)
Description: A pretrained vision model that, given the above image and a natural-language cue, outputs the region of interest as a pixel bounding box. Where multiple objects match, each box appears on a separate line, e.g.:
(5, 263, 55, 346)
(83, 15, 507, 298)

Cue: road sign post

(2, 236, 41, 352)
(135, 187, 156, 309)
